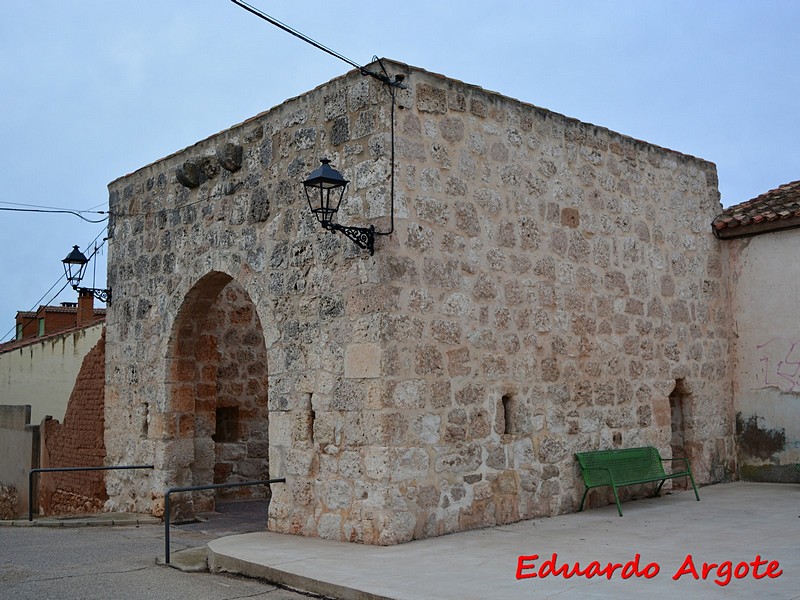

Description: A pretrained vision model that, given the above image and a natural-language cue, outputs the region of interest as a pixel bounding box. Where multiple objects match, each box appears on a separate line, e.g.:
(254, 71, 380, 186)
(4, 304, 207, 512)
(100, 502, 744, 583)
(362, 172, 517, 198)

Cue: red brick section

(713, 179, 800, 238)
(39, 330, 107, 515)
(12, 304, 106, 342)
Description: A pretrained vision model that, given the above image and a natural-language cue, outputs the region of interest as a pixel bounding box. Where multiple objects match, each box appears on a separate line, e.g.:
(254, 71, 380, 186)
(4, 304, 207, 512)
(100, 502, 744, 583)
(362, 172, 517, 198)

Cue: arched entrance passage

(165, 271, 269, 518)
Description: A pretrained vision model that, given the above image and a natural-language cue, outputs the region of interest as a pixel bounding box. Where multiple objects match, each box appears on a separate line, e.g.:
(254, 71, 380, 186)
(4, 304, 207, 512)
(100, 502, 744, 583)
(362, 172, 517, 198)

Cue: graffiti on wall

(757, 338, 800, 393)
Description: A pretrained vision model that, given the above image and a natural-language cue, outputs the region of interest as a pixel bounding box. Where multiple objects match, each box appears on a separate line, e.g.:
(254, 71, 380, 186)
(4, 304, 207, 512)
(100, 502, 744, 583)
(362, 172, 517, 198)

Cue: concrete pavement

(0, 514, 312, 600)
(208, 482, 800, 600)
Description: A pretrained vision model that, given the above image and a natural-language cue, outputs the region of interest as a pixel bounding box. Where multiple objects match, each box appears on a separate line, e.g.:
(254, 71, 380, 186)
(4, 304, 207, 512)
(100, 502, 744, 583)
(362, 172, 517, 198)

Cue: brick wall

(39, 330, 107, 515)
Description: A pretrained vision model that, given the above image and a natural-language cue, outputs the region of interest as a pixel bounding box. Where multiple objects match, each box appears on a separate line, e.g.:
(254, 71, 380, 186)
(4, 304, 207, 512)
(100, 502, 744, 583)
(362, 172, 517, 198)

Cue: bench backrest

(575, 446, 666, 486)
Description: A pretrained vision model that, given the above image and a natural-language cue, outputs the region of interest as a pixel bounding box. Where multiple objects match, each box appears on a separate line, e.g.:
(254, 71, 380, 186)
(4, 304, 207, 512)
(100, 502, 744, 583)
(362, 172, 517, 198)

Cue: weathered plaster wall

(0, 405, 37, 518)
(0, 324, 104, 424)
(727, 231, 800, 481)
(105, 60, 734, 544)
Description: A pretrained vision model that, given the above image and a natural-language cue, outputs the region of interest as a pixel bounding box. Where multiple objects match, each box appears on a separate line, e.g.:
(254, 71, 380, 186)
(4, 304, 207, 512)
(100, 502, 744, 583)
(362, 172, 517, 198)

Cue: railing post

(164, 490, 172, 564)
(162, 478, 285, 565)
(28, 468, 36, 522)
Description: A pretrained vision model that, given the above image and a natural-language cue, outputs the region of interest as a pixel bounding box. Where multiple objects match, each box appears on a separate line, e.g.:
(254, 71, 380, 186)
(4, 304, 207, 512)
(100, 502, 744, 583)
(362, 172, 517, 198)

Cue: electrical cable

(0, 200, 105, 213)
(229, 0, 401, 87)
(0, 229, 109, 343)
(0, 206, 109, 223)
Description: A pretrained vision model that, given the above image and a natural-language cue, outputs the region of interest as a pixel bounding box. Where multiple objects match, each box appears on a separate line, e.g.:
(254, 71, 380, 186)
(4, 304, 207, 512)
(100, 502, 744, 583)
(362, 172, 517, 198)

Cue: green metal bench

(575, 446, 700, 516)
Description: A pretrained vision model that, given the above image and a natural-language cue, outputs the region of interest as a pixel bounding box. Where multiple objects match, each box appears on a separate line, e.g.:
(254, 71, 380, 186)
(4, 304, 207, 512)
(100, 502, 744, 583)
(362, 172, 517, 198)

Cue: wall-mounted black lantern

(62, 245, 112, 304)
(229, 1, 403, 256)
(303, 159, 377, 255)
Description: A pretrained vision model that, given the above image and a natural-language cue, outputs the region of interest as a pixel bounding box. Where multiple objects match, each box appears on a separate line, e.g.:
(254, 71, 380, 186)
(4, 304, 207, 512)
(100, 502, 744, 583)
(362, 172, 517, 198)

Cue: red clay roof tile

(712, 179, 800, 238)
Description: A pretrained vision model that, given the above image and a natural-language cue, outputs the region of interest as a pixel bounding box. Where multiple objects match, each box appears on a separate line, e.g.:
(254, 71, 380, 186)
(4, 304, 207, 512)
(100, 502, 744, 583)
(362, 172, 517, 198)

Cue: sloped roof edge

(109, 58, 716, 187)
(713, 180, 800, 239)
(0, 321, 106, 355)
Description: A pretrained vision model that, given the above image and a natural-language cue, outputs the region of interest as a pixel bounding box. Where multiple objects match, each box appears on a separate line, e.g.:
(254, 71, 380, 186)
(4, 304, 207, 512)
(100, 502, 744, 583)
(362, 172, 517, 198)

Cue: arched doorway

(164, 272, 269, 519)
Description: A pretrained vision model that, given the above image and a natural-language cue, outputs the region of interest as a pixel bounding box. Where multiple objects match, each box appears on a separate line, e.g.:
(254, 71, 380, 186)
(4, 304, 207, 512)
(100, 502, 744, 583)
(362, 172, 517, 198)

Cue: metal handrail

(28, 465, 155, 521)
(163, 478, 285, 564)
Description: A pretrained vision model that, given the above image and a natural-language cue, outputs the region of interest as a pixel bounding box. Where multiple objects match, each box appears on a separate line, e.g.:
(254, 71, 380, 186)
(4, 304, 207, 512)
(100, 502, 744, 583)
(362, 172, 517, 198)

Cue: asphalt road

(0, 523, 321, 600)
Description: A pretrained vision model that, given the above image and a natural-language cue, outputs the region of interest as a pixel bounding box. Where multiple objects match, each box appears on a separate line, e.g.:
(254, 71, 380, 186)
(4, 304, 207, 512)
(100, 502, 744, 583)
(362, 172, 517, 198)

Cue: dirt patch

(736, 413, 786, 460)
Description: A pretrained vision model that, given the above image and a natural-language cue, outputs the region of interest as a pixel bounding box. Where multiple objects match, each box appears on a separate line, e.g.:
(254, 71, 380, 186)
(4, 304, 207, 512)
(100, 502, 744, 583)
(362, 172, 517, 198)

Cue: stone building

(104, 59, 734, 544)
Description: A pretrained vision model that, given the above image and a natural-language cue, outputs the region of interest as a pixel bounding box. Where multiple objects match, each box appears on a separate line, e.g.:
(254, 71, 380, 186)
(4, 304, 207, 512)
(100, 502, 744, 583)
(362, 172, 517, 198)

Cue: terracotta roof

(0, 320, 105, 355)
(18, 305, 107, 316)
(713, 180, 800, 239)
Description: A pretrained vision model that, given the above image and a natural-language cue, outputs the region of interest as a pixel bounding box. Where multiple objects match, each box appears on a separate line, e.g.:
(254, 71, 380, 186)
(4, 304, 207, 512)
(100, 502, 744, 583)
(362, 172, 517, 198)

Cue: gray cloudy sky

(1, 1, 798, 340)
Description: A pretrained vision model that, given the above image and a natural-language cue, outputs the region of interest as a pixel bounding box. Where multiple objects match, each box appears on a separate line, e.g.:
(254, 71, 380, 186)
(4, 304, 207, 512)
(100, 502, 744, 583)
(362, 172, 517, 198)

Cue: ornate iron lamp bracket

(325, 223, 376, 255)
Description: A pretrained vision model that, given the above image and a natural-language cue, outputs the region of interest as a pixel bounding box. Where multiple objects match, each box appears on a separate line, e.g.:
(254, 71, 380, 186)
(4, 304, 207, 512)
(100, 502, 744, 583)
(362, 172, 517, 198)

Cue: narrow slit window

(502, 394, 514, 435)
(213, 406, 239, 443)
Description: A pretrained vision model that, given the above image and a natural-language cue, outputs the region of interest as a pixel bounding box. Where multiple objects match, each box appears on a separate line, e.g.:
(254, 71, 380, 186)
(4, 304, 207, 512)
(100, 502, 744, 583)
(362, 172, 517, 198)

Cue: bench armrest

(578, 466, 616, 485)
(661, 457, 691, 470)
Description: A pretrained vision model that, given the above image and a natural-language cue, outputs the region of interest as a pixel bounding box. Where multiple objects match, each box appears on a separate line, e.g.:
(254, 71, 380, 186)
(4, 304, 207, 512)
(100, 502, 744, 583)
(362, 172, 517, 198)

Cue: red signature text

(516, 553, 783, 586)
(672, 554, 782, 587)
(516, 553, 659, 580)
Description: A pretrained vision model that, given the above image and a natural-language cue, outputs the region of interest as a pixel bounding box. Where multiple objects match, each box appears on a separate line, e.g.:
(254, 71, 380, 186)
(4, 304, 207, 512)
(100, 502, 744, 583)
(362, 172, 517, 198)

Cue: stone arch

(164, 271, 270, 519)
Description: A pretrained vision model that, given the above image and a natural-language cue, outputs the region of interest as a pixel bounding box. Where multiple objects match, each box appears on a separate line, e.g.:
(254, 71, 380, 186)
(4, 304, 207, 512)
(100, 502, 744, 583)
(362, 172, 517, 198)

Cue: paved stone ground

(209, 483, 800, 600)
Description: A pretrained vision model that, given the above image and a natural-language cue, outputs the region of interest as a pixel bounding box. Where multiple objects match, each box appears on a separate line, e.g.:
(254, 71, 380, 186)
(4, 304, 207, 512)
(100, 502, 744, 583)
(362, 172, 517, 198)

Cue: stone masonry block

(344, 343, 382, 379)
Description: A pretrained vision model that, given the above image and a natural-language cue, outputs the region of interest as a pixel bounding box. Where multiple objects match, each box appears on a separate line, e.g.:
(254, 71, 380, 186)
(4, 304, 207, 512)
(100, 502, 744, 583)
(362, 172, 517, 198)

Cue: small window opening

(213, 406, 239, 443)
(669, 378, 690, 489)
(669, 379, 687, 458)
(141, 402, 149, 438)
(306, 393, 315, 442)
(502, 394, 514, 435)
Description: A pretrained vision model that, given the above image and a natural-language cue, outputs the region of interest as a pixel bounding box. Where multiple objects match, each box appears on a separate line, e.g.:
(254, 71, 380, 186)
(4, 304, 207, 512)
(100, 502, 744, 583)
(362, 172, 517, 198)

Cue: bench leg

(579, 488, 590, 512)
(688, 473, 700, 501)
(654, 476, 700, 501)
(580, 486, 624, 516)
(611, 486, 623, 517)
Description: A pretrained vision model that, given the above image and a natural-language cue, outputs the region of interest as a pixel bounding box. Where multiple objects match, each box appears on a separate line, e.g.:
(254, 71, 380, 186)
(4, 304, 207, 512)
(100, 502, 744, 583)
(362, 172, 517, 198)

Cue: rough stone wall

(104, 66, 395, 523)
(39, 330, 107, 515)
(105, 60, 734, 544)
(0, 484, 17, 519)
(369, 67, 735, 539)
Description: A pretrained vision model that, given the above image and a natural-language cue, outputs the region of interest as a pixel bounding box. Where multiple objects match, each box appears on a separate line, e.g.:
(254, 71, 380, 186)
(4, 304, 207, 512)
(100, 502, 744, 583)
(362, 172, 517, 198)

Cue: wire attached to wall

(230, 0, 402, 245)
(230, 0, 404, 89)
(0, 230, 109, 343)
(0, 206, 108, 223)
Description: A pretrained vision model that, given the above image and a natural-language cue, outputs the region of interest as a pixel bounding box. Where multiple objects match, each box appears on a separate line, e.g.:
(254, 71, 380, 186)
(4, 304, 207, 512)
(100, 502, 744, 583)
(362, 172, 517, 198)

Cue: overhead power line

(0, 205, 109, 223)
(230, 0, 403, 87)
(0, 228, 109, 343)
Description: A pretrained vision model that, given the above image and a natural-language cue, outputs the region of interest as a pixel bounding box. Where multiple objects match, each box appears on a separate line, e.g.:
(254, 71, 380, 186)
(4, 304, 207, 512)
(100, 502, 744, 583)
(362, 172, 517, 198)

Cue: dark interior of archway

(168, 275, 269, 513)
